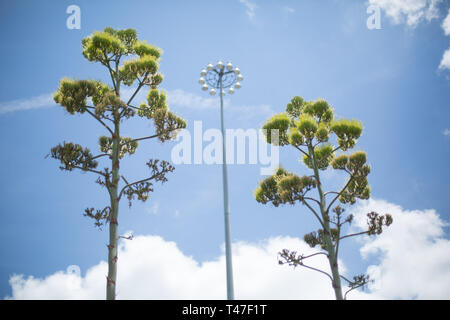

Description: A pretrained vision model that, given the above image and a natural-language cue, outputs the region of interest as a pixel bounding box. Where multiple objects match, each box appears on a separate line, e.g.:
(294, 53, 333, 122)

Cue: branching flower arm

(278, 249, 333, 282)
(85, 109, 114, 136)
(326, 175, 355, 214)
(302, 199, 325, 229)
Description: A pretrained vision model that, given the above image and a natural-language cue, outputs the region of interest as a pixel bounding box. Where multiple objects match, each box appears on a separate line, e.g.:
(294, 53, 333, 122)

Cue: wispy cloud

(165, 88, 273, 121)
(166, 89, 218, 110)
(0, 93, 56, 115)
(123, 87, 226, 110)
(439, 10, 450, 71)
(239, 0, 258, 20)
(283, 6, 295, 14)
(231, 103, 273, 121)
(0, 88, 273, 122)
(442, 9, 450, 35)
(443, 128, 450, 136)
(368, 0, 441, 27)
(439, 49, 450, 70)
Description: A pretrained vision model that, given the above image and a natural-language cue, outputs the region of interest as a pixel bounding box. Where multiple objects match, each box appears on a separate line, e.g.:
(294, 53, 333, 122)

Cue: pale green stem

(308, 142, 344, 300)
(106, 64, 121, 300)
(106, 119, 120, 300)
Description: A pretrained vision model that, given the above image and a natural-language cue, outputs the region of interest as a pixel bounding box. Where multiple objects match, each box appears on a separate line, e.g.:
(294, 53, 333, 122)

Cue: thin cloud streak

(0, 88, 272, 122)
(283, 6, 295, 14)
(0, 93, 56, 115)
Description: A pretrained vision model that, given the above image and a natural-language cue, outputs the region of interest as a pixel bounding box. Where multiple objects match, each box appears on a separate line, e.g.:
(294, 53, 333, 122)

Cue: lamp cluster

(199, 61, 243, 96)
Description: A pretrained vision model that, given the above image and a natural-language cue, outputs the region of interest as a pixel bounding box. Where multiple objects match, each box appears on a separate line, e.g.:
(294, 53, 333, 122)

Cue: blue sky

(0, 0, 450, 299)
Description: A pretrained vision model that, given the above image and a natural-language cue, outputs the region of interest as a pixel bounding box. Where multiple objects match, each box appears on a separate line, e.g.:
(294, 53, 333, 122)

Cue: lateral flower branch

(49, 27, 186, 300)
(254, 96, 392, 300)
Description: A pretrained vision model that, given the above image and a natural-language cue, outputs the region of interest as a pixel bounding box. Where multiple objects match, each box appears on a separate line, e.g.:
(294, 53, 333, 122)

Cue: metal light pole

(199, 61, 243, 300)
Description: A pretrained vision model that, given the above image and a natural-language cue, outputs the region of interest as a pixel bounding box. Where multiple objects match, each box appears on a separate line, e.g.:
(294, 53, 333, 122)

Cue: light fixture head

(235, 82, 241, 89)
(228, 87, 235, 94)
(217, 60, 224, 70)
(226, 62, 233, 70)
(199, 77, 205, 84)
(234, 67, 240, 75)
(207, 63, 214, 71)
(202, 84, 208, 91)
(201, 69, 207, 76)
(237, 74, 243, 81)
(209, 88, 216, 95)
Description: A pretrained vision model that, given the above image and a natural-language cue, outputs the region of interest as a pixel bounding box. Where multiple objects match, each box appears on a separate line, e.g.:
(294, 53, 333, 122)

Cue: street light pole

(218, 73, 234, 300)
(199, 61, 243, 300)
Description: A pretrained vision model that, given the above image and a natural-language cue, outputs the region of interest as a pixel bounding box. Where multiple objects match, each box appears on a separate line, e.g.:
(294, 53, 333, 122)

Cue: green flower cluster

(137, 89, 186, 142)
(254, 167, 316, 206)
(99, 136, 138, 159)
(54, 79, 110, 114)
(257, 96, 367, 204)
(50, 142, 98, 171)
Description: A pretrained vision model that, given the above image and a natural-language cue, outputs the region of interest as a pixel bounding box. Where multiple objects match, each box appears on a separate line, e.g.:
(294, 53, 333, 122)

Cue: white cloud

(368, 0, 441, 27)
(164, 88, 274, 121)
(0, 93, 56, 115)
(165, 89, 218, 110)
(283, 6, 295, 14)
(239, 0, 258, 20)
(7, 199, 450, 300)
(350, 199, 450, 299)
(442, 9, 450, 35)
(442, 128, 450, 136)
(367, 1, 450, 72)
(7, 236, 335, 300)
(439, 48, 450, 70)
(439, 10, 450, 71)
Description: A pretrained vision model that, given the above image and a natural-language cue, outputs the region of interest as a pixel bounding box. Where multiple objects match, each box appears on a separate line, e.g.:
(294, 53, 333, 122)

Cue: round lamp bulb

(237, 74, 244, 81)
(228, 87, 235, 94)
(207, 63, 214, 71)
(202, 84, 208, 91)
(201, 69, 207, 76)
(235, 82, 241, 89)
(217, 60, 224, 70)
(209, 88, 216, 96)
(199, 77, 205, 84)
(226, 62, 233, 70)
(234, 67, 241, 75)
